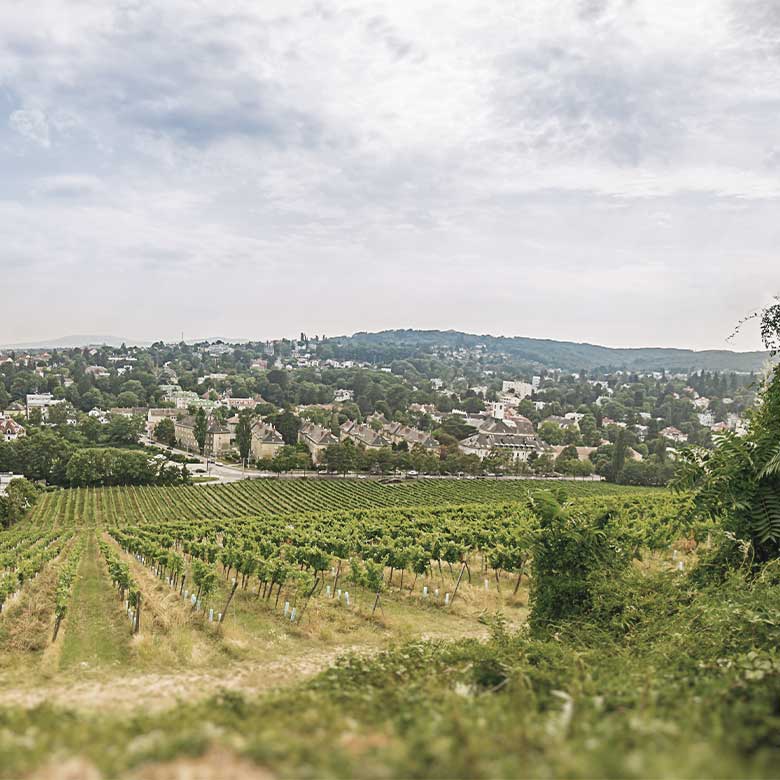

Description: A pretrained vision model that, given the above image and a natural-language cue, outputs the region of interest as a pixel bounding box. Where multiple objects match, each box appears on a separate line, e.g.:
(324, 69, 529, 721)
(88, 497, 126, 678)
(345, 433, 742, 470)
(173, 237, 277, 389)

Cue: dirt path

(58, 532, 131, 670)
(0, 644, 364, 713)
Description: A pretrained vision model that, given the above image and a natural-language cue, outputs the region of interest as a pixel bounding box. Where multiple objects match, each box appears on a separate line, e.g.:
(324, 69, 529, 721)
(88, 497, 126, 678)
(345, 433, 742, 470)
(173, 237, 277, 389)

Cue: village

(0, 334, 757, 490)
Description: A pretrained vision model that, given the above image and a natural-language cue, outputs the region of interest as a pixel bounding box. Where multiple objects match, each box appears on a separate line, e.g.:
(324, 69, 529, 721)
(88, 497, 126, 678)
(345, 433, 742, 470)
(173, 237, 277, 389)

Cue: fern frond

(751, 484, 780, 544)
(758, 443, 780, 480)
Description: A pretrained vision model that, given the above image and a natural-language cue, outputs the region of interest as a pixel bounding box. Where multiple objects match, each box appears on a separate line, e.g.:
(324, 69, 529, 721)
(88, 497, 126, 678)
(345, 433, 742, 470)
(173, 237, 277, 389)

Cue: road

(140, 436, 257, 484)
(140, 437, 605, 486)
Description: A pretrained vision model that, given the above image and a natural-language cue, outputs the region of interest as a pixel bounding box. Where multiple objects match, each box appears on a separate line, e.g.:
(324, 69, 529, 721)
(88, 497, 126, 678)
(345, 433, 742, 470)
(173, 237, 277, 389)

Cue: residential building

(224, 396, 261, 410)
(109, 407, 148, 418)
(147, 408, 180, 435)
(334, 388, 354, 403)
(660, 426, 688, 444)
(250, 421, 285, 461)
(0, 416, 25, 441)
(0, 473, 21, 496)
(340, 421, 391, 449)
(85, 365, 110, 379)
(298, 422, 339, 464)
(174, 415, 233, 455)
(458, 416, 545, 463)
(206, 420, 233, 455)
(381, 422, 438, 451)
(501, 380, 533, 399)
(25, 393, 63, 419)
(459, 431, 545, 463)
(484, 401, 506, 420)
(697, 411, 715, 427)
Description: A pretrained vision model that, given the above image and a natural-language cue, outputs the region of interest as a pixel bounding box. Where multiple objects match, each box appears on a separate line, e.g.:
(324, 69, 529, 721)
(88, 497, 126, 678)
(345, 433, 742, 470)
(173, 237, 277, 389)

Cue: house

(0, 416, 26, 441)
(381, 422, 438, 451)
(479, 416, 535, 436)
(174, 416, 200, 452)
(174, 415, 233, 455)
(197, 373, 228, 385)
(25, 393, 64, 419)
(0, 472, 22, 496)
(550, 445, 642, 463)
(298, 422, 339, 464)
(88, 408, 111, 424)
(250, 421, 285, 461)
(109, 407, 148, 418)
(206, 421, 233, 455)
(544, 415, 579, 430)
(549, 445, 597, 463)
(484, 401, 506, 420)
(223, 396, 260, 410)
(501, 380, 533, 400)
(459, 415, 545, 462)
(85, 365, 110, 379)
(147, 408, 180, 435)
(334, 388, 354, 403)
(697, 412, 715, 427)
(660, 426, 688, 444)
(340, 421, 391, 449)
(459, 431, 546, 462)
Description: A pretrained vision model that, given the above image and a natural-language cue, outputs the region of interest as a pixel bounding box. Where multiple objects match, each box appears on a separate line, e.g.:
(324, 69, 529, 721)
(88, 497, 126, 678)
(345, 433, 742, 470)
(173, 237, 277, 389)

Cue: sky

(1, 0, 778, 350)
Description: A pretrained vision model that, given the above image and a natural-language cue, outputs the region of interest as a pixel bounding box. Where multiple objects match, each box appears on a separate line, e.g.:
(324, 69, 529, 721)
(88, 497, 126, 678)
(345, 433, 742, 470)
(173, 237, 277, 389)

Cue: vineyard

(26, 475, 647, 527)
(0, 477, 776, 778)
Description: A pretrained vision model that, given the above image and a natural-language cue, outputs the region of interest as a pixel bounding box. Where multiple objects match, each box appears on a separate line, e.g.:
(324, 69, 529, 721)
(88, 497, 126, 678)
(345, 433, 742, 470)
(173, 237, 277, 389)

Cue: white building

(25, 393, 64, 419)
(697, 411, 715, 427)
(501, 380, 533, 400)
(334, 388, 354, 402)
(485, 401, 506, 420)
(0, 473, 22, 496)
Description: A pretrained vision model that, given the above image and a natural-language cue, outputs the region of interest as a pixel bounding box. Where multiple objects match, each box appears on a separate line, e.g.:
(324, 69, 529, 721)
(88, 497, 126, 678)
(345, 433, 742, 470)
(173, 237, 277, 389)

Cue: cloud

(0, 0, 777, 348)
(9, 108, 50, 146)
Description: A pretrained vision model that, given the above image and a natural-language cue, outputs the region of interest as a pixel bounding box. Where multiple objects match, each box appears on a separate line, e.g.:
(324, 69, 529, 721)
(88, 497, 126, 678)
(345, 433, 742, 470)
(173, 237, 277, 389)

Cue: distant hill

(0, 334, 143, 350)
(337, 329, 770, 372)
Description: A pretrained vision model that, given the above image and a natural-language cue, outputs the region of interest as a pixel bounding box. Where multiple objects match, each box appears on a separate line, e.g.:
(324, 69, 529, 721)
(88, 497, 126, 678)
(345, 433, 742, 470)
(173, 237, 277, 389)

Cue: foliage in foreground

(0, 559, 778, 779)
(674, 303, 780, 563)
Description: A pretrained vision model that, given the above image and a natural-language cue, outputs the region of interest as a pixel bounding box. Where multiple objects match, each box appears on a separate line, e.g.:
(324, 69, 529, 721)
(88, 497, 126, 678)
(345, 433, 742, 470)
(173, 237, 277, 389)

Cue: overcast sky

(1, 0, 778, 350)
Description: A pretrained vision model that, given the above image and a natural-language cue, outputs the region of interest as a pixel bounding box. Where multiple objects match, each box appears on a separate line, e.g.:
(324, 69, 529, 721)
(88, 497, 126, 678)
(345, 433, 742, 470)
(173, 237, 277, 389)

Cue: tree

(324, 441, 356, 474)
(462, 397, 485, 414)
(154, 418, 177, 448)
(611, 428, 628, 481)
(269, 411, 301, 446)
(579, 414, 601, 447)
(538, 421, 564, 445)
(235, 410, 253, 463)
(0, 478, 40, 528)
(193, 407, 208, 454)
(674, 302, 780, 562)
(105, 414, 144, 446)
(116, 391, 140, 408)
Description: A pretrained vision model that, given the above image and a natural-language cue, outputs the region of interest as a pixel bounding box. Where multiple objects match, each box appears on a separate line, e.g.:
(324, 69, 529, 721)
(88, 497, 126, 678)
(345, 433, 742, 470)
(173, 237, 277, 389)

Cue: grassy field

(1, 478, 776, 778)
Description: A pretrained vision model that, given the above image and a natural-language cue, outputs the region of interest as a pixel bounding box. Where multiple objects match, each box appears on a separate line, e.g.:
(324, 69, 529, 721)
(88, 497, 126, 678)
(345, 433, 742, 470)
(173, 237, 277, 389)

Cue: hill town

(0, 331, 763, 499)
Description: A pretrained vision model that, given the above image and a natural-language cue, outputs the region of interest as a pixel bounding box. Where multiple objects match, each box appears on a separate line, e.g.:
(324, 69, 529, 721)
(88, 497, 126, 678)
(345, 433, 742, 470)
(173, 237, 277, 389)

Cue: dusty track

(0, 644, 363, 713)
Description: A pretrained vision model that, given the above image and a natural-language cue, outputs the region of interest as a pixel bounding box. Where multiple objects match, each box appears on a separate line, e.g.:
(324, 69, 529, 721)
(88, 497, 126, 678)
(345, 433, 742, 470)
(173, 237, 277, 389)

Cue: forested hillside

(331, 329, 768, 371)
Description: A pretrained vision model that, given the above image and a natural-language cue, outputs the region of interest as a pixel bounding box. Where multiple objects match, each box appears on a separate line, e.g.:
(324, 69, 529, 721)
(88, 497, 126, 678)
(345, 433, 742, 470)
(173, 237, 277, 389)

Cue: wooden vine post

(450, 562, 467, 604)
(219, 580, 239, 624)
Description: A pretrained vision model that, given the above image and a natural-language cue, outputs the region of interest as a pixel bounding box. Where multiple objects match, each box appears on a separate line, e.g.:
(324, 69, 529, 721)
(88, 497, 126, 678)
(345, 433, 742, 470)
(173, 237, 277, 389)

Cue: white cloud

(0, 0, 777, 348)
(9, 108, 50, 147)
